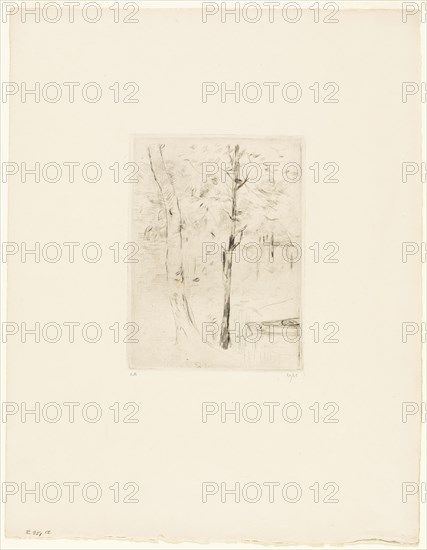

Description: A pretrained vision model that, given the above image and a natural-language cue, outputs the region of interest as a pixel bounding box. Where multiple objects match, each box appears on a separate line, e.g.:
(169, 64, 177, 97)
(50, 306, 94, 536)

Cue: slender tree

(219, 145, 249, 349)
(147, 144, 199, 344)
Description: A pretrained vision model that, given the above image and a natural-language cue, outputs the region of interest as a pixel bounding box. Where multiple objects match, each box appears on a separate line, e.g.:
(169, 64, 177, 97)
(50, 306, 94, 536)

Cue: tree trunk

(220, 146, 240, 349)
(148, 145, 198, 344)
(220, 228, 234, 349)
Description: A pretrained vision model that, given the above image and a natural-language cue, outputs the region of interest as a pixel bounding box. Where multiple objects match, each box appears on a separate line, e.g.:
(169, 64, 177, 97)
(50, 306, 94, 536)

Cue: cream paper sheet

(2, 2, 424, 545)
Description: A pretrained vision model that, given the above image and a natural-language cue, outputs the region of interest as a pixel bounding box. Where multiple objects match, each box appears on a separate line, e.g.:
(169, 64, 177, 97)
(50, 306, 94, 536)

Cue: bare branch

(221, 208, 233, 220)
(227, 145, 234, 165)
(225, 170, 234, 182)
(233, 224, 247, 248)
(236, 175, 249, 191)
(147, 147, 164, 199)
(237, 224, 247, 236)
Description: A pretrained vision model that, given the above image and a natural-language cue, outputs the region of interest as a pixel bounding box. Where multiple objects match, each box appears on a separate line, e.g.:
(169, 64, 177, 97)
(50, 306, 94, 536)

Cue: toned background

(5, 4, 423, 544)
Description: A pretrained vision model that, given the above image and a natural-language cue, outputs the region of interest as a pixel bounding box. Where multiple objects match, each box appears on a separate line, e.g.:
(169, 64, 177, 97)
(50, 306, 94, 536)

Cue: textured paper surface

(4, 3, 423, 545)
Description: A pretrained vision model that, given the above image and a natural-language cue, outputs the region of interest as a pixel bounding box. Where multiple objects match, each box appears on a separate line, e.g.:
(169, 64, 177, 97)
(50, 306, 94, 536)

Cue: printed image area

(130, 136, 302, 370)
